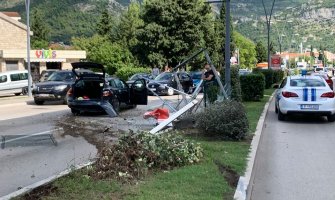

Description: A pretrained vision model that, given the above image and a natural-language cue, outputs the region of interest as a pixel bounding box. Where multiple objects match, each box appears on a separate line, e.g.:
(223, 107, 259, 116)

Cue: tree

(117, 1, 144, 54)
(216, 0, 235, 66)
(97, 9, 113, 36)
(269, 41, 276, 55)
(31, 8, 50, 49)
(234, 32, 257, 69)
(255, 41, 267, 63)
(72, 35, 134, 74)
(137, 0, 216, 68)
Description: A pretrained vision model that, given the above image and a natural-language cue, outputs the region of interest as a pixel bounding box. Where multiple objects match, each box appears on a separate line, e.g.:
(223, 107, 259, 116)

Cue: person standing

(152, 66, 160, 78)
(202, 63, 215, 106)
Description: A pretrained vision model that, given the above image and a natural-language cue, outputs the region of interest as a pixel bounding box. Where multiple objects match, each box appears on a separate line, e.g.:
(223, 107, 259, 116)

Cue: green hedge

(115, 66, 151, 81)
(240, 73, 265, 101)
(273, 70, 285, 84)
(253, 68, 273, 89)
(220, 66, 242, 102)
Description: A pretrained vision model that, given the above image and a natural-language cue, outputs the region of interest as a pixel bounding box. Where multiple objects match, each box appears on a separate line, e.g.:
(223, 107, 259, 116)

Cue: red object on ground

(143, 108, 170, 123)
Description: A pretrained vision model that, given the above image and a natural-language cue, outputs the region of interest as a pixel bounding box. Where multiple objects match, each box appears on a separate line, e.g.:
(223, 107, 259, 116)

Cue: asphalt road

(250, 98, 335, 200)
(0, 97, 98, 197)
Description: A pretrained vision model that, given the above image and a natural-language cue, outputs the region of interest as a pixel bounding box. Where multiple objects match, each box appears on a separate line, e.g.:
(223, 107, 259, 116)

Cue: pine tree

(31, 9, 49, 49)
(255, 41, 267, 63)
(97, 9, 112, 36)
(137, 0, 216, 67)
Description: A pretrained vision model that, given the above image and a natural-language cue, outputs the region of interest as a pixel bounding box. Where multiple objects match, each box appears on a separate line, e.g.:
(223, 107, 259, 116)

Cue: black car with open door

(66, 62, 148, 116)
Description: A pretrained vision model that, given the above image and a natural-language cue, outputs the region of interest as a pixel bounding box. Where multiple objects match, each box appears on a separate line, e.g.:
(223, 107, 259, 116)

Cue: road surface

(0, 96, 97, 197)
(250, 98, 335, 200)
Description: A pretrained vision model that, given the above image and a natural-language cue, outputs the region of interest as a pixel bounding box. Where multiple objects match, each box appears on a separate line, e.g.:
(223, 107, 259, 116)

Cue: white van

(0, 70, 29, 96)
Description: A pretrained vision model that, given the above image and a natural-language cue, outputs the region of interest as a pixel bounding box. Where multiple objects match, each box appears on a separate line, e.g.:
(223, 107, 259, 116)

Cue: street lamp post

(25, 0, 32, 97)
(262, 0, 276, 69)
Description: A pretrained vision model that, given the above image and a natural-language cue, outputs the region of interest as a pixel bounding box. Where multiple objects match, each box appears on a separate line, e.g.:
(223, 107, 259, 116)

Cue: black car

(33, 70, 78, 105)
(147, 72, 193, 96)
(39, 69, 58, 82)
(67, 62, 148, 116)
(126, 73, 153, 87)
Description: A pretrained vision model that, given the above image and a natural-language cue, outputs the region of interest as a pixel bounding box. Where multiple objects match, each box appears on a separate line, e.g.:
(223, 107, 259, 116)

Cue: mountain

(231, 0, 335, 52)
(1, 0, 334, 52)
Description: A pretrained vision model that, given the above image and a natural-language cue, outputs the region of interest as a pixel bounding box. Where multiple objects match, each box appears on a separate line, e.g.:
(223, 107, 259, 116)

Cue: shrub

(205, 83, 219, 103)
(115, 66, 150, 81)
(195, 101, 249, 140)
(92, 131, 203, 181)
(253, 68, 273, 89)
(240, 73, 265, 101)
(273, 69, 285, 84)
(220, 66, 242, 102)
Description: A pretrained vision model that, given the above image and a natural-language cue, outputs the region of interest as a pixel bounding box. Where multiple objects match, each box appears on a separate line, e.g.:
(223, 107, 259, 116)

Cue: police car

(275, 75, 335, 122)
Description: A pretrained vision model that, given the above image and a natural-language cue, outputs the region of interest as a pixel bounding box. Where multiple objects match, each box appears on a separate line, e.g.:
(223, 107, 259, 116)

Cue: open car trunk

(73, 79, 104, 100)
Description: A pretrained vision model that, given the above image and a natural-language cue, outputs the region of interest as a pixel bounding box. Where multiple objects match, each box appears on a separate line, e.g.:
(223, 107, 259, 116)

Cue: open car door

(130, 79, 148, 105)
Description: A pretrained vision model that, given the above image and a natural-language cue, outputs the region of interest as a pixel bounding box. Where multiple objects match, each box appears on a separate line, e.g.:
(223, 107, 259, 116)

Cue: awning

(24, 58, 66, 62)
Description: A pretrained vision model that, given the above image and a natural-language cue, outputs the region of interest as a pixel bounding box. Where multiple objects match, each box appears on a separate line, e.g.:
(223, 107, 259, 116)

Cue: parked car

(39, 69, 58, 82)
(311, 73, 333, 90)
(239, 69, 252, 76)
(314, 67, 325, 73)
(190, 71, 202, 89)
(67, 62, 148, 115)
(275, 75, 335, 122)
(0, 70, 29, 96)
(126, 73, 153, 87)
(147, 72, 193, 96)
(32, 69, 92, 105)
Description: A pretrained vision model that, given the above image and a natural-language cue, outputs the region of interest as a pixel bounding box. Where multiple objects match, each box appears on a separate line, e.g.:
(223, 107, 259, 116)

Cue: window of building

(6, 61, 19, 71)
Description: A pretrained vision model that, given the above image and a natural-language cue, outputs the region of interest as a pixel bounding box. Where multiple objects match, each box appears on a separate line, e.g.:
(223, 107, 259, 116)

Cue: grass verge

(16, 88, 275, 200)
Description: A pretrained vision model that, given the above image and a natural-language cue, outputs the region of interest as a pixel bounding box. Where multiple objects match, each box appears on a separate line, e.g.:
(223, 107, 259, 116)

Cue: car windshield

(130, 74, 147, 80)
(155, 72, 173, 81)
(47, 71, 74, 81)
(290, 79, 326, 87)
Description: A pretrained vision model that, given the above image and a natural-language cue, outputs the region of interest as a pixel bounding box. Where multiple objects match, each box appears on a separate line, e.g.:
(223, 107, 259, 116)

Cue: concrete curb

(0, 161, 95, 200)
(233, 93, 275, 200)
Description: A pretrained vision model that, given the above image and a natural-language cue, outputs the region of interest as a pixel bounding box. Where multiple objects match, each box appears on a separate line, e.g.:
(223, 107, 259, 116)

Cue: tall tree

(97, 9, 113, 36)
(234, 32, 257, 68)
(31, 8, 50, 49)
(137, 0, 216, 68)
(255, 41, 267, 63)
(117, 1, 144, 54)
(216, 0, 235, 66)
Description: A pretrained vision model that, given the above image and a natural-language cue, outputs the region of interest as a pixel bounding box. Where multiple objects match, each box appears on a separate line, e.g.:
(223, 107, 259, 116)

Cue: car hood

(148, 80, 170, 85)
(35, 81, 70, 87)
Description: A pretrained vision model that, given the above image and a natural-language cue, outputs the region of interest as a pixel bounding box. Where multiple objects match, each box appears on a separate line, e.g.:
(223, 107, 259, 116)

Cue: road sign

(271, 55, 281, 69)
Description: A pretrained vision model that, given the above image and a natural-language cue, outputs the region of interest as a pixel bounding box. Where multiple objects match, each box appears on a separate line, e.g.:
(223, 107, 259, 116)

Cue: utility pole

(262, 0, 276, 69)
(206, 0, 231, 97)
(25, 0, 32, 97)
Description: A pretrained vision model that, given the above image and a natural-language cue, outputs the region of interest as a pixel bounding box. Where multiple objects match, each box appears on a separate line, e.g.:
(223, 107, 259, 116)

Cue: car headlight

(54, 85, 68, 91)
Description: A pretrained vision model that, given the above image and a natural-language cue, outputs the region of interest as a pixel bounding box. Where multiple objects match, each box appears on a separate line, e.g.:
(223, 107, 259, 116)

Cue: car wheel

(278, 108, 286, 121)
(167, 88, 174, 96)
(14, 93, 21, 96)
(275, 103, 278, 114)
(112, 98, 120, 113)
(327, 114, 335, 122)
(34, 99, 44, 105)
(22, 87, 28, 95)
(71, 108, 80, 116)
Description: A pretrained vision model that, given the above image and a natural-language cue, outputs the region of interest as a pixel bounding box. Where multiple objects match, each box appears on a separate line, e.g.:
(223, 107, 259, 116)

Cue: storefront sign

(271, 55, 281, 69)
(35, 49, 56, 59)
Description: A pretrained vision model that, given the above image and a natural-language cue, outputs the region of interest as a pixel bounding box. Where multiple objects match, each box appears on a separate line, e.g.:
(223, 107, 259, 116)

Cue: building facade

(0, 12, 86, 80)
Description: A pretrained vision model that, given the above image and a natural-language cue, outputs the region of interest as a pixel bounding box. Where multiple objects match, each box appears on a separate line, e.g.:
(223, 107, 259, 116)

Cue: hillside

(231, 0, 335, 52)
(1, 0, 334, 52)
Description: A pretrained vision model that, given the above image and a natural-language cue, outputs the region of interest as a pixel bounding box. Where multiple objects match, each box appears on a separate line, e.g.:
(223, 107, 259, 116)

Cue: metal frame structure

(146, 49, 228, 134)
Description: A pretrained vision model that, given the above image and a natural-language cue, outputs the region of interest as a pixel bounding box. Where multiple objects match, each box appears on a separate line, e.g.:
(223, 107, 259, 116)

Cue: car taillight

(67, 88, 73, 96)
(282, 91, 299, 98)
(321, 92, 335, 98)
(103, 90, 113, 97)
